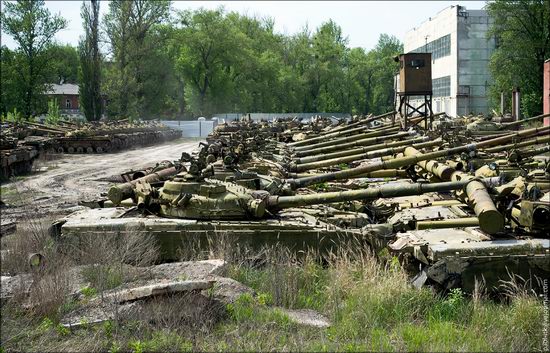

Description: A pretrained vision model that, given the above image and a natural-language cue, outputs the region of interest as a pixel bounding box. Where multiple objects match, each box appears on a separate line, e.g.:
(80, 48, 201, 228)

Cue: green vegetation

(45, 99, 60, 125)
(79, 0, 102, 121)
(0, 0, 67, 117)
(487, 0, 550, 117)
(1, 240, 544, 352)
(2, 1, 402, 120)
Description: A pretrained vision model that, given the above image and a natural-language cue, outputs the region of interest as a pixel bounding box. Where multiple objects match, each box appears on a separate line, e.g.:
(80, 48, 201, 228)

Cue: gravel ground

(1, 138, 200, 220)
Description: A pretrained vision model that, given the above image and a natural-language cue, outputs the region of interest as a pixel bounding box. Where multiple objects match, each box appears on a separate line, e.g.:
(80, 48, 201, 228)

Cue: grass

(1, 225, 546, 352)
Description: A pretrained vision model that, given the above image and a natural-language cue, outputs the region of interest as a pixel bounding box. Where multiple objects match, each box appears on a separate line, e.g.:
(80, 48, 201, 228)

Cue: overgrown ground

(1, 218, 546, 352)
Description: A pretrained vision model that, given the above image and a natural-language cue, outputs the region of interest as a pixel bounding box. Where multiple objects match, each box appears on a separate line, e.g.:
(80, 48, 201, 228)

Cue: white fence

(162, 120, 215, 137)
(163, 113, 350, 137)
(214, 112, 351, 122)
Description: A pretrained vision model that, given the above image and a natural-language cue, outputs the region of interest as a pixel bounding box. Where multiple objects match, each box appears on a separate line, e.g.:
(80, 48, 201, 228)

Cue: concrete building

(400, 5, 495, 117)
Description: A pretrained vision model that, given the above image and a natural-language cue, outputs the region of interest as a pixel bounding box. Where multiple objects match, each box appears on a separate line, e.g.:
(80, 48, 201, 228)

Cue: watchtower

(394, 53, 433, 129)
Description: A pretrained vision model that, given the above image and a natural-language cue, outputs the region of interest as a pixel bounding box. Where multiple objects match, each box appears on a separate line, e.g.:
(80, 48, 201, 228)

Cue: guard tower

(395, 53, 433, 129)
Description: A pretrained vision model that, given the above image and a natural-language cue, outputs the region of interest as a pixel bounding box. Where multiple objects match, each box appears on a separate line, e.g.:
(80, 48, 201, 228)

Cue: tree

(369, 34, 402, 114)
(175, 8, 243, 115)
(0, 0, 67, 117)
(103, 0, 171, 119)
(46, 44, 79, 84)
(0, 46, 22, 115)
(487, 0, 550, 117)
(79, 0, 102, 121)
(310, 20, 349, 112)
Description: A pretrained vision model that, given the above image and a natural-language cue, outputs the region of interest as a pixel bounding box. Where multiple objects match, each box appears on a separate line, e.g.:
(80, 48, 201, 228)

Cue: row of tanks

(0, 119, 181, 180)
(52, 112, 550, 292)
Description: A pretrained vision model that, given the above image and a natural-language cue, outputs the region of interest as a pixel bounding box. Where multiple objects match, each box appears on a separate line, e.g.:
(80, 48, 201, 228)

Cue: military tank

(1, 128, 39, 180)
(18, 120, 181, 154)
(50, 113, 550, 294)
(53, 159, 491, 261)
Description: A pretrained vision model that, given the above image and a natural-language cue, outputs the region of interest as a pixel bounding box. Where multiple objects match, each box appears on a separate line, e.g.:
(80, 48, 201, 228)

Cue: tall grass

(1, 222, 545, 352)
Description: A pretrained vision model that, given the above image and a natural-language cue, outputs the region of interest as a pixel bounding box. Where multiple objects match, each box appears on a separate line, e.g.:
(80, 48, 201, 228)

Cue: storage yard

(1, 0, 549, 351)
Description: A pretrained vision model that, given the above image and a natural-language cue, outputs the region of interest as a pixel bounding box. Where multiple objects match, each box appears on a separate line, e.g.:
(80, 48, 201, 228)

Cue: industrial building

(398, 5, 496, 117)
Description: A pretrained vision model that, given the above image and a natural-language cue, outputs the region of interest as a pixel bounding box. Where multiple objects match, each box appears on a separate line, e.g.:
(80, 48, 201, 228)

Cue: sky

(1, 0, 487, 51)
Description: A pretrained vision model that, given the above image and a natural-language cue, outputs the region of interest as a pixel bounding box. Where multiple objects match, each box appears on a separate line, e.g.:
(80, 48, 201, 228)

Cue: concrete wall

(214, 112, 351, 122)
(456, 9, 495, 116)
(163, 120, 214, 137)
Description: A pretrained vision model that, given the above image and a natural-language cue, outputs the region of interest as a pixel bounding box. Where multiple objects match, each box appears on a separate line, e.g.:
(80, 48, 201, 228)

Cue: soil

(1, 139, 200, 220)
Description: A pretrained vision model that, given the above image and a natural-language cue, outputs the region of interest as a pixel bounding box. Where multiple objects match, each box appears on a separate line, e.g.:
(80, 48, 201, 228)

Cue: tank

(55, 163, 494, 260)
(20, 120, 181, 154)
(0, 129, 39, 180)
(50, 114, 550, 294)
(364, 186, 550, 293)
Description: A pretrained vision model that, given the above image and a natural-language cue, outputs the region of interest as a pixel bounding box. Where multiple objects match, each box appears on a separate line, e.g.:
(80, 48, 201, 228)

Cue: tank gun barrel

(288, 125, 550, 189)
(292, 126, 402, 154)
(288, 112, 396, 147)
(267, 178, 499, 211)
(293, 129, 413, 157)
(289, 138, 442, 173)
(484, 134, 550, 153)
(510, 144, 550, 160)
(108, 166, 180, 204)
(499, 113, 550, 130)
(294, 136, 430, 164)
(321, 111, 395, 135)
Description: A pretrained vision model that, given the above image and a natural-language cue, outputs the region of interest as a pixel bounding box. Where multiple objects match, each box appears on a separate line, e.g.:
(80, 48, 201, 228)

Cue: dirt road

(1, 139, 200, 220)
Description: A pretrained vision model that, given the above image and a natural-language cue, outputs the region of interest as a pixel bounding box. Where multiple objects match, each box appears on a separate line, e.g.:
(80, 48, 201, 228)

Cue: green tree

(0, 0, 67, 117)
(103, 0, 171, 119)
(487, 0, 550, 117)
(369, 34, 402, 114)
(79, 0, 102, 121)
(46, 44, 79, 84)
(0, 46, 23, 115)
(310, 20, 349, 112)
(175, 8, 243, 115)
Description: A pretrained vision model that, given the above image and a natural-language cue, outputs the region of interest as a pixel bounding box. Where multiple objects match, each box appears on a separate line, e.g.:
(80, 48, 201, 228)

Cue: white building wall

(404, 6, 458, 117)
(456, 10, 495, 116)
(401, 5, 494, 117)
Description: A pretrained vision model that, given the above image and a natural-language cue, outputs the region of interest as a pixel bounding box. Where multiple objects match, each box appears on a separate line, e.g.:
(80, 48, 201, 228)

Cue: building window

(433, 76, 451, 97)
(410, 34, 451, 60)
(66, 99, 71, 109)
